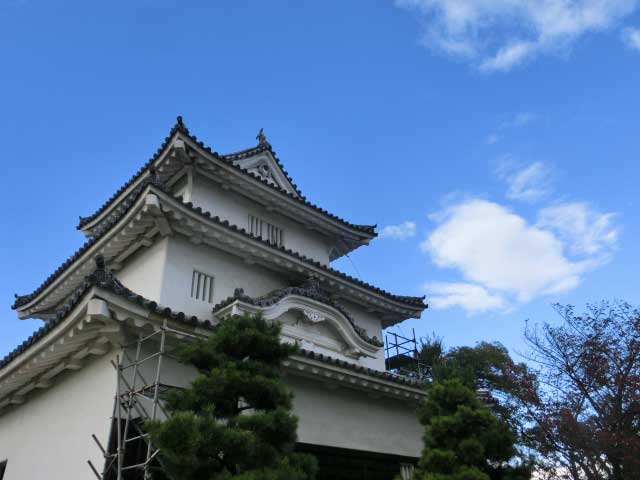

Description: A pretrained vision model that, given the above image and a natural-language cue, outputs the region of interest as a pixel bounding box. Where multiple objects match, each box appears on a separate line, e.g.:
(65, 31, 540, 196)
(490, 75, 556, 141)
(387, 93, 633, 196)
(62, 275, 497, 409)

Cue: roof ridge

(14, 184, 424, 312)
(77, 117, 376, 237)
(3, 256, 208, 370)
(296, 348, 423, 387)
(169, 194, 425, 308)
(13, 178, 158, 309)
(77, 116, 187, 229)
(185, 129, 376, 235)
(220, 129, 304, 198)
(3, 261, 421, 389)
(212, 279, 384, 347)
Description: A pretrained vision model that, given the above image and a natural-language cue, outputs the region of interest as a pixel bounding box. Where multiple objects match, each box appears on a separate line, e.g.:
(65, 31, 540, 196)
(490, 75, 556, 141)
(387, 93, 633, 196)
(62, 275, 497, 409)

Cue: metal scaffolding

(88, 320, 204, 480)
(384, 329, 430, 382)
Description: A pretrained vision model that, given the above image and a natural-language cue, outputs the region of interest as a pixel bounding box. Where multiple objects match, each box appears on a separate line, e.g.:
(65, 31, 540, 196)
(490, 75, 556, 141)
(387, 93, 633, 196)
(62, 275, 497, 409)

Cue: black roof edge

(77, 117, 377, 237)
(13, 177, 160, 310)
(296, 348, 424, 388)
(220, 129, 304, 198)
(165, 192, 426, 309)
(14, 183, 424, 313)
(3, 258, 422, 390)
(211, 279, 384, 347)
(77, 116, 189, 230)
(3, 255, 209, 370)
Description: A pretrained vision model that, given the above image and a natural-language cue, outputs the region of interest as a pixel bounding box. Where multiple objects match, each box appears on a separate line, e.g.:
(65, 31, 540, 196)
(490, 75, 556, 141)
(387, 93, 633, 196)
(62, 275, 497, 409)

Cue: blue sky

(1, 0, 638, 360)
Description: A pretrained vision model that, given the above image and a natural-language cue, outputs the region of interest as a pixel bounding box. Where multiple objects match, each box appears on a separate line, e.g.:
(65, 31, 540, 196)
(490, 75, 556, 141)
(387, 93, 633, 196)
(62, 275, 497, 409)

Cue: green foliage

(147, 313, 317, 480)
(418, 339, 536, 435)
(415, 379, 532, 480)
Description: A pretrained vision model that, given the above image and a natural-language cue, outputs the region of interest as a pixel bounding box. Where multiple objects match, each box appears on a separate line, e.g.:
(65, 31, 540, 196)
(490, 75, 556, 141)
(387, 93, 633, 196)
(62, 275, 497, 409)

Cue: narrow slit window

(248, 214, 284, 247)
(190, 270, 214, 303)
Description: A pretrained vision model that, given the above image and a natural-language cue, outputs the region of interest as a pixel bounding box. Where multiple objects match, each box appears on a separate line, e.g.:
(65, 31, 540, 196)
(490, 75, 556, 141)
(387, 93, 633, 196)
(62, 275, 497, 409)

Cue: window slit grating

(191, 270, 214, 303)
(248, 214, 284, 247)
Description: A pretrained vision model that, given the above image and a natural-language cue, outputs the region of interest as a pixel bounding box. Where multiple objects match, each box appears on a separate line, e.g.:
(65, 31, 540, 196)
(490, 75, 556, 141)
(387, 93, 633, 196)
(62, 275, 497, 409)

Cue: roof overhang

(16, 187, 425, 325)
(2, 288, 423, 412)
(183, 138, 375, 259)
(213, 295, 382, 359)
(78, 122, 376, 261)
(15, 184, 161, 318)
(283, 352, 424, 404)
(0, 292, 117, 410)
(0, 286, 211, 411)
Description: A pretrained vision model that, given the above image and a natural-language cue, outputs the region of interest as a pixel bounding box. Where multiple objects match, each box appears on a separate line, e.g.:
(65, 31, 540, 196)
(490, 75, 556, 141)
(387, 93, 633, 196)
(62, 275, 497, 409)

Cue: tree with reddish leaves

(520, 301, 640, 480)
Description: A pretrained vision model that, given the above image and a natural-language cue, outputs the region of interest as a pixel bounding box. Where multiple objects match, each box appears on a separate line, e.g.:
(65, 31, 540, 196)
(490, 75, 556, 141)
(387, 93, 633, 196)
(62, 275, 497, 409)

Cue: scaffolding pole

(384, 329, 430, 381)
(88, 320, 205, 480)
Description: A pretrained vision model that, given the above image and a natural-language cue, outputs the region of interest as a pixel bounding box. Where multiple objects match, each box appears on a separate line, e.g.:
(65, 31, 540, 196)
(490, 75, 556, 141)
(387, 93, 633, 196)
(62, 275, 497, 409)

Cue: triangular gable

(222, 130, 302, 199)
(231, 151, 297, 196)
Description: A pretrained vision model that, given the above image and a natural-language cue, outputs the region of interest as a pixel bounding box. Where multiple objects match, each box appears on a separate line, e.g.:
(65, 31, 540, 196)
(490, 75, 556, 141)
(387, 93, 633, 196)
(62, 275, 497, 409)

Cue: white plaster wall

(191, 175, 332, 264)
(114, 233, 386, 370)
(158, 235, 289, 319)
(286, 375, 423, 458)
(117, 237, 169, 303)
(0, 353, 117, 480)
(112, 233, 384, 370)
(118, 352, 422, 458)
(127, 339, 198, 392)
(278, 311, 382, 370)
(340, 300, 386, 370)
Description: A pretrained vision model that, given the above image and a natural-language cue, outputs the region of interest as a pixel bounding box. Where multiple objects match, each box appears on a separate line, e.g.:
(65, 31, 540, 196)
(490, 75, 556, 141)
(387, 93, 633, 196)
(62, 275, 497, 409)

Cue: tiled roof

(220, 135, 304, 198)
(212, 279, 384, 347)
(174, 196, 426, 309)
(12, 174, 162, 310)
(2, 256, 208, 370)
(2, 268, 422, 390)
(14, 179, 424, 314)
(77, 117, 376, 237)
(77, 117, 190, 229)
(296, 348, 424, 388)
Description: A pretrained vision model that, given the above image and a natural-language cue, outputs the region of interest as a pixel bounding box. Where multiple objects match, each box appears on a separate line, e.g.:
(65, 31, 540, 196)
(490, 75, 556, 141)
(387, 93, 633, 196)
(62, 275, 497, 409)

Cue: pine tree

(147, 313, 317, 480)
(414, 378, 532, 480)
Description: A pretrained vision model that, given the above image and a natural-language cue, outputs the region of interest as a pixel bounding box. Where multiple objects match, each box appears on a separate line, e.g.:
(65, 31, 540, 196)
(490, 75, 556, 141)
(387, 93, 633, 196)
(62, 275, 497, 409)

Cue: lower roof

(2, 259, 423, 397)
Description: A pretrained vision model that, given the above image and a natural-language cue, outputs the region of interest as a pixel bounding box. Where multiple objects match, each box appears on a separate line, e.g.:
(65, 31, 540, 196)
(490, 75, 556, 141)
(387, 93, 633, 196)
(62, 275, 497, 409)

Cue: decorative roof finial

(95, 255, 106, 271)
(175, 115, 189, 134)
(149, 166, 162, 186)
(256, 128, 269, 147)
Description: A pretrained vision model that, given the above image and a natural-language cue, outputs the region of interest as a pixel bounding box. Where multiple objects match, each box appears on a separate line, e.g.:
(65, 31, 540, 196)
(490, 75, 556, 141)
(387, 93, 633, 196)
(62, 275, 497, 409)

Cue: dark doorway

(296, 443, 416, 480)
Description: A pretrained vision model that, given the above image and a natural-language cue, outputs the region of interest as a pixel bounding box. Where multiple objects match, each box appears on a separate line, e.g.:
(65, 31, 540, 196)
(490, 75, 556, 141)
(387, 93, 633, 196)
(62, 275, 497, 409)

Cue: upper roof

(220, 128, 304, 198)
(77, 117, 377, 242)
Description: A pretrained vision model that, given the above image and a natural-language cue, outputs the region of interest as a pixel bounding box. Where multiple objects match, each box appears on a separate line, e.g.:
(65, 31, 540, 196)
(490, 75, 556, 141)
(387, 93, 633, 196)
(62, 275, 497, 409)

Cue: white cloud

(497, 161, 553, 202)
(426, 281, 506, 313)
(537, 202, 619, 256)
(380, 221, 417, 239)
(421, 199, 597, 311)
(486, 112, 536, 145)
(395, 0, 638, 71)
(622, 26, 640, 50)
(507, 112, 537, 128)
(485, 133, 500, 145)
